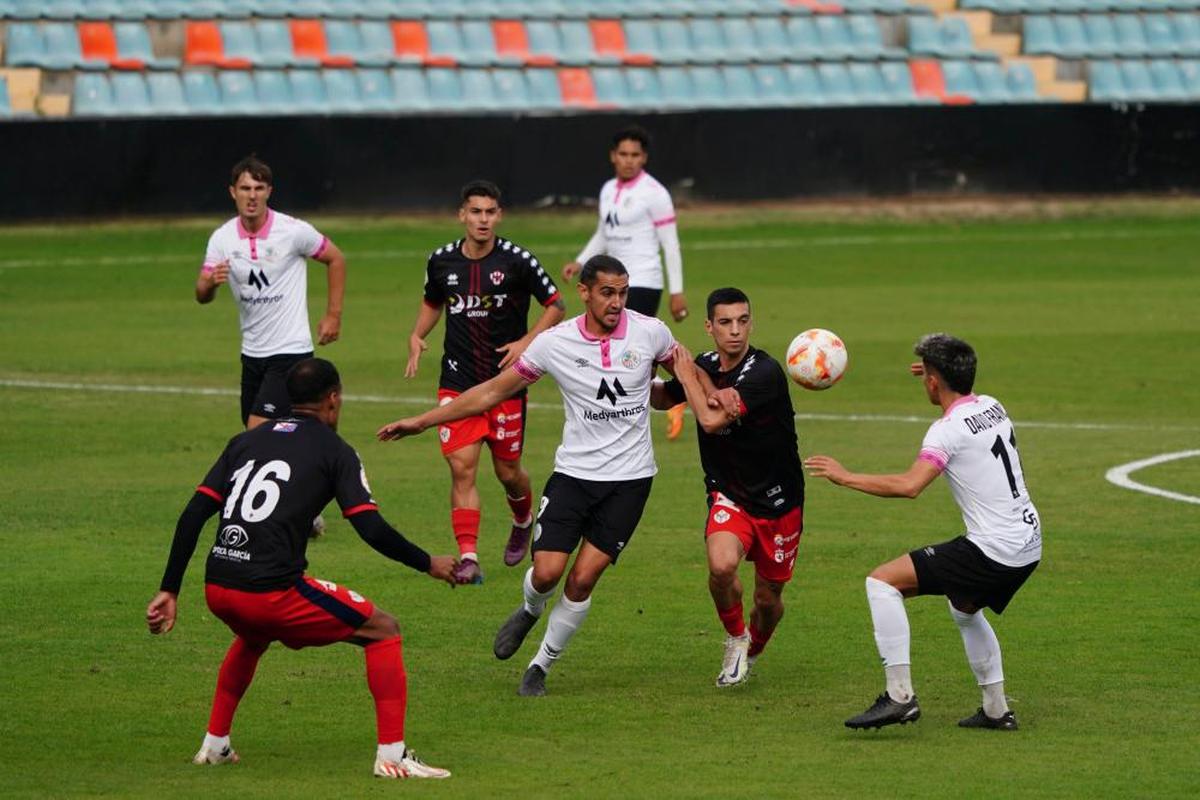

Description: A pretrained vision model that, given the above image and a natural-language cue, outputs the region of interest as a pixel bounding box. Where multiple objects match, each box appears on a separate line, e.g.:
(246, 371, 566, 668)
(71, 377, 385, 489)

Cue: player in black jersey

(404, 181, 565, 584)
(652, 288, 805, 687)
(146, 358, 457, 780)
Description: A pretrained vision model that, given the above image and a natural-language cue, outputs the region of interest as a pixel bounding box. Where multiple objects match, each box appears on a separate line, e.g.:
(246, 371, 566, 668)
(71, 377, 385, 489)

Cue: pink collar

(943, 393, 978, 417)
(576, 311, 628, 342)
(616, 171, 644, 190)
(237, 208, 275, 240)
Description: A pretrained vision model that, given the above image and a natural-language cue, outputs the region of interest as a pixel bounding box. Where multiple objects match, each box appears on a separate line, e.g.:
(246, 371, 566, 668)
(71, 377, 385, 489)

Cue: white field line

(0, 227, 1194, 270)
(1104, 451, 1200, 506)
(4, 377, 1198, 434)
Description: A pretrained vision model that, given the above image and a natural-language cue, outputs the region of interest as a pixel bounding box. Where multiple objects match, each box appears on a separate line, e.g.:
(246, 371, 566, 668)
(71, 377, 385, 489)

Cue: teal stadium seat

(220, 22, 266, 66)
(688, 65, 725, 106)
(326, 21, 382, 67)
(1114, 14, 1149, 56)
(721, 65, 760, 106)
(525, 67, 564, 109)
(1148, 58, 1187, 98)
(751, 64, 790, 105)
(526, 21, 567, 63)
(460, 68, 500, 109)
(146, 71, 189, 114)
(259, 20, 319, 68)
(785, 18, 823, 60)
(879, 60, 922, 103)
(591, 66, 629, 105)
(391, 66, 432, 111)
(784, 63, 826, 105)
(110, 71, 152, 115)
(816, 62, 856, 104)
(1082, 15, 1120, 57)
(1006, 61, 1040, 100)
(179, 1, 225, 19)
(941, 18, 986, 58)
(623, 66, 663, 106)
(848, 15, 904, 59)
(426, 67, 465, 109)
(492, 68, 533, 107)
(657, 66, 694, 108)
(461, 20, 508, 67)
(719, 17, 759, 62)
(72, 73, 113, 116)
(1023, 16, 1057, 55)
(79, 0, 124, 19)
(559, 22, 606, 65)
(750, 16, 793, 60)
(0, 77, 12, 118)
(815, 17, 857, 60)
(848, 61, 890, 104)
(940, 59, 980, 99)
(40, 0, 87, 19)
(1176, 15, 1200, 56)
(217, 70, 257, 113)
(1118, 59, 1157, 97)
(1178, 59, 1200, 97)
(181, 71, 221, 113)
(252, 70, 293, 114)
(1144, 15, 1178, 56)
(112, 22, 180, 69)
(46, 22, 96, 69)
(689, 18, 731, 64)
(971, 60, 1010, 101)
(324, 69, 366, 112)
(355, 67, 393, 111)
(361, 21, 407, 65)
(622, 20, 661, 63)
(1053, 14, 1090, 58)
(289, 69, 327, 112)
(1089, 60, 1123, 100)
(426, 21, 470, 65)
(656, 20, 695, 64)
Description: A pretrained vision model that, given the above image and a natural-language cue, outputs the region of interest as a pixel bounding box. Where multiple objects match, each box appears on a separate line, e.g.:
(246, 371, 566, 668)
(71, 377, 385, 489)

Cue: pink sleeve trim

(310, 236, 330, 259)
(918, 448, 948, 472)
(652, 215, 677, 227)
(512, 358, 542, 383)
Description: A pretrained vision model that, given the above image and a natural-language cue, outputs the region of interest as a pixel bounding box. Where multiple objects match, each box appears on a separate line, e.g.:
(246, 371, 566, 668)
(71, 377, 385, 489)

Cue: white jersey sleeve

(920, 394, 1042, 567)
(202, 228, 225, 271)
(290, 218, 329, 259)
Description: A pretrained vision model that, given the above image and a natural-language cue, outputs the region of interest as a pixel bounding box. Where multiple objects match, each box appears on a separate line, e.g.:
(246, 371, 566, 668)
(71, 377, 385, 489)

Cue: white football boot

(716, 632, 751, 687)
(374, 749, 451, 779)
(192, 744, 239, 765)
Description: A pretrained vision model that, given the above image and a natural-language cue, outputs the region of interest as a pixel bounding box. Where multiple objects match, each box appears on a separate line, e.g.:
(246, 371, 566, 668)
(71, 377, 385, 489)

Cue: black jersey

(667, 346, 804, 518)
(422, 237, 560, 392)
(197, 416, 378, 591)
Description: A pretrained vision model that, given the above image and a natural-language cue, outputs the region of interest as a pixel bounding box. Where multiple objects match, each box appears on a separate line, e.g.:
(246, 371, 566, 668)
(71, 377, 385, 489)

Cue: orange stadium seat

(492, 20, 555, 66)
(391, 20, 456, 67)
(557, 67, 601, 108)
(588, 20, 654, 66)
(290, 20, 354, 68)
(909, 59, 972, 105)
(185, 21, 252, 69)
(78, 22, 145, 70)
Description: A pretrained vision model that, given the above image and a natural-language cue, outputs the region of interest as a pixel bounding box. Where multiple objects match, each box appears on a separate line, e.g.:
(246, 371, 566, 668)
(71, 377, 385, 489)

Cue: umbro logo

(574, 358, 590, 368)
(596, 377, 627, 406)
(247, 269, 270, 291)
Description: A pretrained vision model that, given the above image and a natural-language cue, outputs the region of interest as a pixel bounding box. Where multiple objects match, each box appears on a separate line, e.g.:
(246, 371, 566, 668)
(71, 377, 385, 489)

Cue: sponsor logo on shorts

(439, 427, 451, 443)
(924, 546, 936, 557)
(774, 532, 800, 546)
(495, 429, 507, 440)
(774, 549, 785, 563)
(496, 412, 506, 424)
(510, 441, 519, 452)
(766, 485, 782, 497)
(617, 540, 626, 551)
(713, 510, 731, 525)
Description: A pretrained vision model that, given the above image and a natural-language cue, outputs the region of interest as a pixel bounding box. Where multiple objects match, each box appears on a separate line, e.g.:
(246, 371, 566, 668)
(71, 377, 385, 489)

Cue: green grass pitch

(1, 204, 1198, 798)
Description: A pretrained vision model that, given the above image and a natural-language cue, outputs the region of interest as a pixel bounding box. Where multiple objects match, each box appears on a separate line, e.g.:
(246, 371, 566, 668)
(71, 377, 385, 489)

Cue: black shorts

(910, 536, 1038, 614)
(625, 287, 662, 317)
(239, 352, 312, 425)
(532, 472, 653, 563)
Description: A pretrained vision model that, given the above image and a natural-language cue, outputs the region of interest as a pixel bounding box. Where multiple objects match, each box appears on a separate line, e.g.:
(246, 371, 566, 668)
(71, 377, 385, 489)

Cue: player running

(651, 288, 804, 687)
(146, 358, 457, 779)
(806, 334, 1041, 731)
(197, 155, 347, 431)
(380, 256, 678, 697)
(405, 180, 565, 585)
(561, 126, 690, 440)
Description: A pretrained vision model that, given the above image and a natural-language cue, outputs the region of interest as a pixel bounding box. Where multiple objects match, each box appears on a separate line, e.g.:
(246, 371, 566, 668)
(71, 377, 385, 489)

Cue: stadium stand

(3, 1, 1199, 117)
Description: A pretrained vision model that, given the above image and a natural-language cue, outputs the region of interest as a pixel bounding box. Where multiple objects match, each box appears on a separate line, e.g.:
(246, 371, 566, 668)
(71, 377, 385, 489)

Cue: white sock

(202, 732, 230, 752)
(531, 594, 591, 673)
(865, 576, 913, 701)
(522, 567, 555, 617)
(949, 602, 1008, 716)
(377, 740, 406, 762)
(462, 552, 478, 563)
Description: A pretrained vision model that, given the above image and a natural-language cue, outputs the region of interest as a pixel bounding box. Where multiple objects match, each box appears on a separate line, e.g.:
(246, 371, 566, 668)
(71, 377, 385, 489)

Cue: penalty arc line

(4, 377, 1199, 434)
(1104, 451, 1200, 506)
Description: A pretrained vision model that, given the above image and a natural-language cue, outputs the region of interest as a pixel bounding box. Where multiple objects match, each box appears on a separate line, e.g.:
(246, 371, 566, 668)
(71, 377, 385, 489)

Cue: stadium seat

(879, 60, 922, 103)
(1148, 58, 1186, 98)
(785, 18, 823, 60)
(186, 22, 252, 69)
(783, 63, 826, 105)
(113, 22, 179, 69)
(355, 21, 403, 66)
(909, 58, 972, 103)
(623, 67, 663, 106)
(1005, 62, 1040, 100)
(391, 21, 455, 66)
(390, 66, 432, 111)
(493, 20, 556, 66)
(590, 66, 629, 105)
(940, 59, 980, 99)
(1114, 14, 1149, 56)
(39, 0, 87, 19)
(288, 69, 327, 112)
(723, 64, 761, 105)
(971, 60, 1009, 101)
(0, 78, 11, 118)
(849, 15, 905, 59)
(1023, 16, 1057, 55)
(425, 20, 473, 65)
(355, 67, 393, 111)
(525, 20, 566, 64)
(72, 73, 113, 116)
(491, 68, 532, 107)
(145, 71, 188, 114)
(1053, 14, 1090, 58)
(181, 70, 222, 113)
(219, 21, 266, 67)
(459, 67, 500, 109)
(750, 16, 793, 61)
(1144, 15, 1178, 56)
(688, 65, 725, 106)
(622, 20, 661, 64)
(560, 21, 608, 65)
(690, 17, 732, 64)
(426, 66, 465, 108)
(217, 70, 257, 113)
(45, 22, 94, 69)
(655, 20, 695, 64)
(291, 20, 355, 68)
(657, 65, 694, 107)
(324, 68, 366, 112)
(591, 19, 654, 65)
(1176, 15, 1200, 56)
(750, 63, 790, 105)
(848, 62, 890, 104)
(258, 20, 320, 68)
(1089, 60, 1123, 101)
(1082, 15, 1120, 58)
(556, 66, 599, 107)
(526, 66, 564, 108)
(461, 20, 508, 66)
(110, 71, 152, 115)
(1178, 58, 1200, 97)
(815, 17, 858, 60)
(719, 17, 760, 62)
(817, 62, 857, 104)
(1118, 58, 1157, 97)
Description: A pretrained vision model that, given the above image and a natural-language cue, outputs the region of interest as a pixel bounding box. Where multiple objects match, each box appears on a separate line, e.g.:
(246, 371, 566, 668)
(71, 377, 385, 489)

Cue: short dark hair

(579, 255, 628, 286)
(460, 179, 502, 206)
(706, 287, 750, 320)
(230, 155, 272, 187)
(914, 333, 976, 395)
(611, 125, 651, 152)
(286, 358, 341, 405)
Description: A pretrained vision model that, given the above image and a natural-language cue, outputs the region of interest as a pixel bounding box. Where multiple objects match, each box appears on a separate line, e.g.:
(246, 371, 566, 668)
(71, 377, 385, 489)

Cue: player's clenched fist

(427, 555, 459, 587)
(146, 591, 177, 635)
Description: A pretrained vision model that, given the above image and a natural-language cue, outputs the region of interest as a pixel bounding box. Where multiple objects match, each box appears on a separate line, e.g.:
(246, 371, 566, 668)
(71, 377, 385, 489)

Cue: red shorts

(205, 576, 376, 650)
(436, 389, 525, 461)
(705, 492, 803, 584)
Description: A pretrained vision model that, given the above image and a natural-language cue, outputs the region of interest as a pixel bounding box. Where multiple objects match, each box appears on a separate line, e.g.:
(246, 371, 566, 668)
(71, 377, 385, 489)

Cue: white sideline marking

(1104, 451, 1200, 505)
(3, 377, 1198, 434)
(0, 228, 1193, 270)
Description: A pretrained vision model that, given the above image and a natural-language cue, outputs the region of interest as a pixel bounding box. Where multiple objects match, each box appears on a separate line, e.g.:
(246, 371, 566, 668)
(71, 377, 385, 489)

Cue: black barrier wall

(1, 104, 1198, 220)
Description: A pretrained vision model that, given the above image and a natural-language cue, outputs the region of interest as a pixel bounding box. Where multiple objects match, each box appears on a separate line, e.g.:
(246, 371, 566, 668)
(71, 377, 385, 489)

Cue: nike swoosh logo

(729, 654, 743, 679)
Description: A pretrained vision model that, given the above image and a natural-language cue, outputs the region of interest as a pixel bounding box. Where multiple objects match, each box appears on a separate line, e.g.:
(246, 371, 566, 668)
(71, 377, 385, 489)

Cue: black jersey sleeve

(159, 491, 221, 594)
(520, 248, 560, 306)
(421, 253, 444, 306)
(348, 510, 432, 573)
(733, 356, 785, 415)
(662, 377, 686, 405)
(331, 441, 378, 516)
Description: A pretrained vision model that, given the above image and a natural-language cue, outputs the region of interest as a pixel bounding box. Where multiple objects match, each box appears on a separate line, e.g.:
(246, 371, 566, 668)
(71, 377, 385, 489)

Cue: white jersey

(513, 310, 676, 480)
(202, 209, 329, 358)
(919, 394, 1042, 567)
(576, 171, 682, 293)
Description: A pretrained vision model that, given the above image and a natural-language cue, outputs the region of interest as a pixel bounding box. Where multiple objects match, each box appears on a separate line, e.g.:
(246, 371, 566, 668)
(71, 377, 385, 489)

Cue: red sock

(716, 603, 746, 637)
(748, 621, 772, 658)
(207, 637, 266, 736)
(365, 637, 407, 745)
(451, 507, 481, 558)
(506, 493, 532, 526)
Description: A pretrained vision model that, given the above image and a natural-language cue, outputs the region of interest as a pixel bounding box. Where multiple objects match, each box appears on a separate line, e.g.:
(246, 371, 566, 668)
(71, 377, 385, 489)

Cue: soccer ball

(786, 329, 848, 390)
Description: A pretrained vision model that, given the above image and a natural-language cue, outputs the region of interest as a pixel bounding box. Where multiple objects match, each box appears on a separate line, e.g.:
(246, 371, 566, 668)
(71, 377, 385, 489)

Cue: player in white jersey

(196, 156, 347, 430)
(806, 334, 1040, 732)
(378, 255, 678, 696)
(561, 126, 691, 441)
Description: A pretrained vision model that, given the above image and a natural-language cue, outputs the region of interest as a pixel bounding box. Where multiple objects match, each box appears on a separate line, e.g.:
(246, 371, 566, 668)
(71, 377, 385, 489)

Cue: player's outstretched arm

(195, 261, 229, 304)
(378, 368, 530, 441)
(348, 510, 459, 587)
(405, 302, 443, 378)
(804, 456, 940, 499)
(314, 241, 346, 346)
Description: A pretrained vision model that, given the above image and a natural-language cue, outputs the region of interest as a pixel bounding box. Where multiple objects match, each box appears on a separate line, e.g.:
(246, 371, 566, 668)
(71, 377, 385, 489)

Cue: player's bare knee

(564, 572, 597, 601)
(531, 565, 562, 593)
(754, 581, 784, 612)
(708, 557, 739, 584)
(369, 609, 401, 639)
